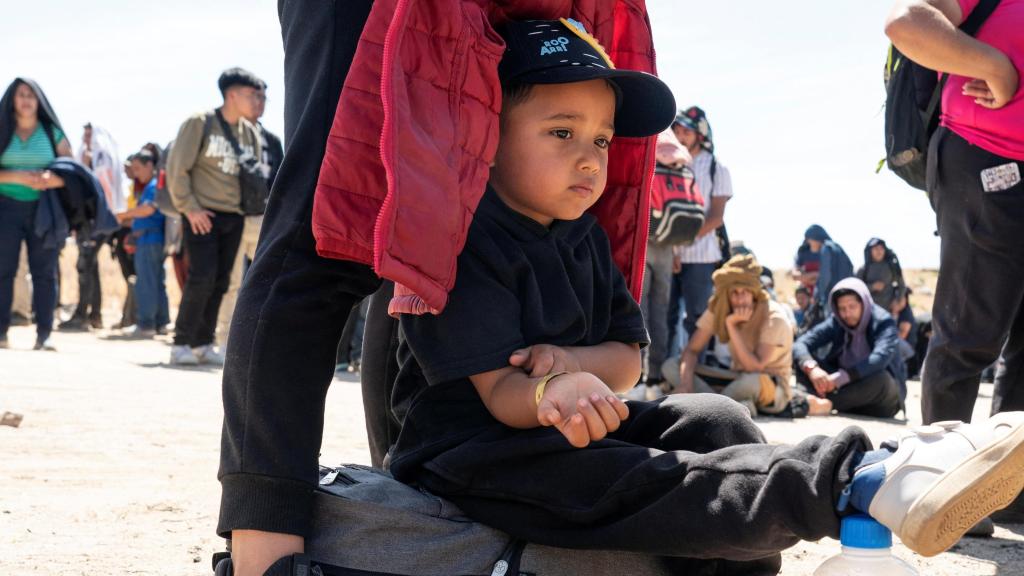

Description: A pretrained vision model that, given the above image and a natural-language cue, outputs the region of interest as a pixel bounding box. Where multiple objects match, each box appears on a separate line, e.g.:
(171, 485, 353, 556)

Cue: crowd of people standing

(0, 68, 283, 366)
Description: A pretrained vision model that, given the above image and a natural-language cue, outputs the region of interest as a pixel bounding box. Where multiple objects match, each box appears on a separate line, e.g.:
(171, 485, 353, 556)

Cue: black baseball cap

(497, 18, 676, 138)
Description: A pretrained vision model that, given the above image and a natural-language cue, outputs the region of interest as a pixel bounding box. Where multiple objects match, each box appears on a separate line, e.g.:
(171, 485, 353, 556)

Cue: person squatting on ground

(660, 254, 830, 417)
(115, 149, 169, 338)
(166, 68, 264, 366)
(666, 106, 733, 356)
(217, 5, 1024, 576)
(0, 78, 73, 351)
(794, 278, 904, 418)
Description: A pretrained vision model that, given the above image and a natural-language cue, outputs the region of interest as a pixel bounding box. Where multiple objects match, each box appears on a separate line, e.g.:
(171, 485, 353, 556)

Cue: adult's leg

(828, 370, 901, 418)
(0, 197, 31, 336)
(84, 237, 102, 321)
(11, 244, 31, 321)
(922, 129, 1024, 423)
(666, 267, 683, 355)
(194, 212, 244, 348)
(217, 0, 379, 539)
(681, 262, 716, 339)
(642, 242, 672, 382)
(413, 394, 868, 561)
(174, 222, 221, 347)
(718, 371, 764, 417)
(360, 281, 403, 468)
(23, 213, 59, 341)
(217, 214, 262, 346)
(133, 243, 160, 330)
(336, 302, 361, 364)
(993, 300, 1024, 414)
(156, 253, 170, 329)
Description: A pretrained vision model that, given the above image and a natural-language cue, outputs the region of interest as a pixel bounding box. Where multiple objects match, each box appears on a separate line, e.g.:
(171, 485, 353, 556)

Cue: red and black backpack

(648, 162, 705, 246)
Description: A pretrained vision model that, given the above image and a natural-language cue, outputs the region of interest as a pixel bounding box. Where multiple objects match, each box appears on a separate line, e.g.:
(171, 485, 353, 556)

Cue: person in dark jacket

(796, 225, 854, 332)
(856, 238, 906, 313)
(794, 277, 903, 418)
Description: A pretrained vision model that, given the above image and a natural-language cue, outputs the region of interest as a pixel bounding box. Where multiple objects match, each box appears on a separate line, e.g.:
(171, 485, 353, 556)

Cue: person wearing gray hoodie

(793, 278, 903, 418)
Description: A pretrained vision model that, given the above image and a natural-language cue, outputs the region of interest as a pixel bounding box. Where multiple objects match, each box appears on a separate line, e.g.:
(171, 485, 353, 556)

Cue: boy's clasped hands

(509, 344, 630, 448)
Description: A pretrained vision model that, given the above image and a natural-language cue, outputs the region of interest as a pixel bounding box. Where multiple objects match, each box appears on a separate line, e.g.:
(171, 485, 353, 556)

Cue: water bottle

(814, 514, 918, 576)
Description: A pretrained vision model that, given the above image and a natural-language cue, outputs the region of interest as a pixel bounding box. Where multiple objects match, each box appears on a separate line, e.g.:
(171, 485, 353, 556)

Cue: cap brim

(516, 67, 676, 138)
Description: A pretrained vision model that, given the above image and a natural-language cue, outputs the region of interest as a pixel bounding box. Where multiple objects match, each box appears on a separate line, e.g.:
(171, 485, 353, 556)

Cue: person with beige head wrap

(662, 254, 829, 417)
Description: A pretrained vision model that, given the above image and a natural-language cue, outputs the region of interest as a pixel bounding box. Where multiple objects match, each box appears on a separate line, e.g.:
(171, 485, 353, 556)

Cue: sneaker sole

(900, 421, 1024, 556)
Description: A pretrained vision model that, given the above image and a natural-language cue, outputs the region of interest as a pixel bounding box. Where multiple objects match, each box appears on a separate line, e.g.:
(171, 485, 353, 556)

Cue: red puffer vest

(312, 0, 660, 314)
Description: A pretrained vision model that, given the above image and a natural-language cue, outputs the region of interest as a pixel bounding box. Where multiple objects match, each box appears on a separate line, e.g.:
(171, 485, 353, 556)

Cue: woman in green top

(0, 78, 73, 351)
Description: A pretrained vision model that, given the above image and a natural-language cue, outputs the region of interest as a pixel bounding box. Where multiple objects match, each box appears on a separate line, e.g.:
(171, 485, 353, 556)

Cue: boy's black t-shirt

(388, 186, 649, 480)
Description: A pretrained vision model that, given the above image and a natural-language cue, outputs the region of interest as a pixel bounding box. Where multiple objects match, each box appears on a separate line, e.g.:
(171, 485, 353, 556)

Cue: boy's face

(490, 79, 616, 227)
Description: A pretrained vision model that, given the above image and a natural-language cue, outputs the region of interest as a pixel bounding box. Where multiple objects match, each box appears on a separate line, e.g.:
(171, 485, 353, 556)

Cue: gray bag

(293, 464, 674, 575)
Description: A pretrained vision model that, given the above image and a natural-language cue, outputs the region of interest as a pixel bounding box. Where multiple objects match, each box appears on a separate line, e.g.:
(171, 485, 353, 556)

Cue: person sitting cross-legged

(662, 254, 831, 417)
(794, 277, 904, 418)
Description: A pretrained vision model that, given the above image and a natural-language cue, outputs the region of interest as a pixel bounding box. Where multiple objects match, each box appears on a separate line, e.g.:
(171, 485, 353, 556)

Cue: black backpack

(881, 0, 1001, 190)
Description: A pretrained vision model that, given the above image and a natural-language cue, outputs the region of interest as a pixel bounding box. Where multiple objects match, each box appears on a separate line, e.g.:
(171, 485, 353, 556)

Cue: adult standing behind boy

(666, 106, 733, 355)
(216, 81, 283, 348)
(887, 0, 1024, 522)
(166, 68, 263, 366)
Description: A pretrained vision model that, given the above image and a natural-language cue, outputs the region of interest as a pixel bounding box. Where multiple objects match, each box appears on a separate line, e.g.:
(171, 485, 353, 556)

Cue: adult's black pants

(922, 128, 1024, 423)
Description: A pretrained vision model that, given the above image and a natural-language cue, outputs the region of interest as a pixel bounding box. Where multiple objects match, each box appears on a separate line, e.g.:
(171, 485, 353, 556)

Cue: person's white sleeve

(712, 163, 733, 199)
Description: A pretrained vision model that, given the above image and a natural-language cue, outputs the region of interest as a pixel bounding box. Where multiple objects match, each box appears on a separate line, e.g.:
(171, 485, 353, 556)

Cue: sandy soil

(2, 324, 1022, 575)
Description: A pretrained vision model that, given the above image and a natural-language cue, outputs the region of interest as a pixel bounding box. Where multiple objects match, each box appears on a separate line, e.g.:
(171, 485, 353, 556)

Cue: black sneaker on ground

(58, 318, 89, 332)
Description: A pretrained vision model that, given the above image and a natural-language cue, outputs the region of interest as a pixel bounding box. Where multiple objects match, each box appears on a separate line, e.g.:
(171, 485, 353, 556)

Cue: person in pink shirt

(886, 0, 1024, 522)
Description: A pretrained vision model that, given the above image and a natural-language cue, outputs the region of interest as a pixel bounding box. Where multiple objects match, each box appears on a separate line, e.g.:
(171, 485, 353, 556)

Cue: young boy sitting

(386, 18, 1024, 572)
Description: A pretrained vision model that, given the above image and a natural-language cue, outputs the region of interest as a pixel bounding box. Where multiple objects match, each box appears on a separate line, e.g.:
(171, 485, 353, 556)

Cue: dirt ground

(2, 324, 1022, 575)
(2, 253, 1019, 574)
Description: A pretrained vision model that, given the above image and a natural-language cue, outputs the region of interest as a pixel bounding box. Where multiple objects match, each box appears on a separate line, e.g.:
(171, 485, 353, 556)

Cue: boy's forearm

(886, 0, 1009, 81)
(481, 370, 547, 429)
(564, 341, 641, 393)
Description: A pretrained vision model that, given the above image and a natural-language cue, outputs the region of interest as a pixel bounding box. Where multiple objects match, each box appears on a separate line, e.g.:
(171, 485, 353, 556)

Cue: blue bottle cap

(840, 514, 892, 549)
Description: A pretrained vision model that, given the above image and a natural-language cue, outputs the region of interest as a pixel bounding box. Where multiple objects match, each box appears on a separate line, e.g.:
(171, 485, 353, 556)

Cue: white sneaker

(863, 413, 1024, 556)
(170, 345, 199, 366)
(193, 345, 225, 366)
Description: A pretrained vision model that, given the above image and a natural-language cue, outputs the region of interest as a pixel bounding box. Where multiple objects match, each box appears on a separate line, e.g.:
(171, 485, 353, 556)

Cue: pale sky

(1, 0, 940, 269)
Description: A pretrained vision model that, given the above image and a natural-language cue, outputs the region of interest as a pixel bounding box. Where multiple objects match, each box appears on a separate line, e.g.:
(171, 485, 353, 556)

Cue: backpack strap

(196, 112, 214, 165)
(214, 109, 246, 159)
(960, 0, 1001, 36)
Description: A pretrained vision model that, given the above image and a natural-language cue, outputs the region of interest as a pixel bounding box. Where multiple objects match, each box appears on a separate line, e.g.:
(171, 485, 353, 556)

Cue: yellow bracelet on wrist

(535, 371, 569, 406)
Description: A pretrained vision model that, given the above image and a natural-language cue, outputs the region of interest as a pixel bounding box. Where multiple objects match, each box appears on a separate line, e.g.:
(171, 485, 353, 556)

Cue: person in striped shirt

(666, 106, 734, 357)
